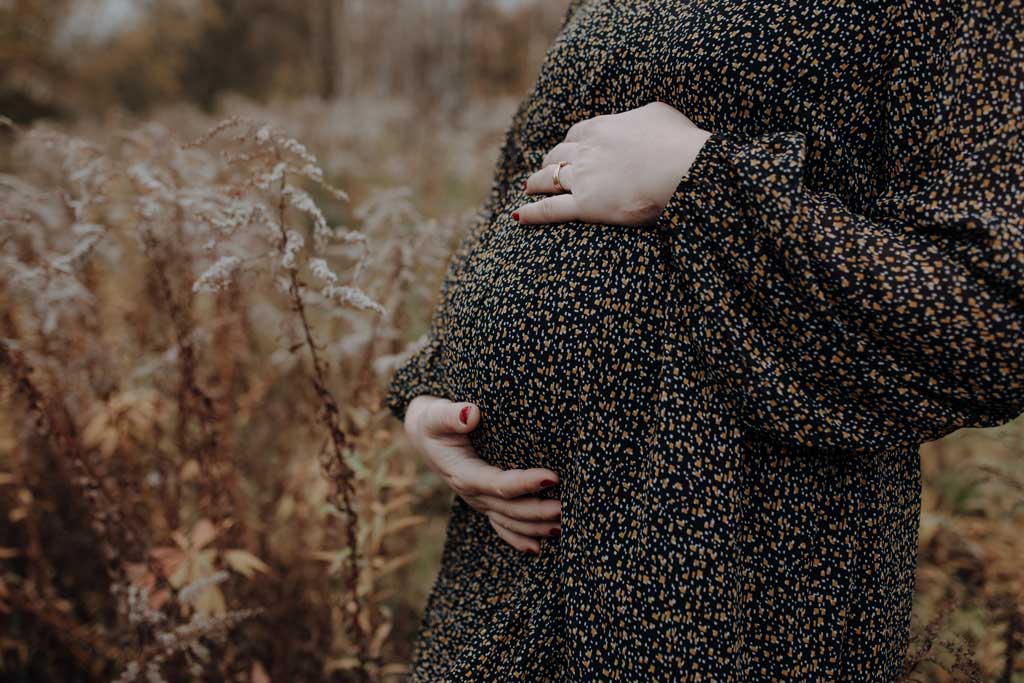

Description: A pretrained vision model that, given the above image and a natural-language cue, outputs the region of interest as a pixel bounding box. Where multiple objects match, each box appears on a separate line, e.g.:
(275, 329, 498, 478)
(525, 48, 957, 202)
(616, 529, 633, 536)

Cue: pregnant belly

(441, 207, 674, 475)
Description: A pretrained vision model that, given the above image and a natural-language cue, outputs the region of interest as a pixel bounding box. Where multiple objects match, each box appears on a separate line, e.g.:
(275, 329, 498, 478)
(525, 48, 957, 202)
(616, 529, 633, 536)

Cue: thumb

(451, 401, 480, 432)
(425, 399, 479, 436)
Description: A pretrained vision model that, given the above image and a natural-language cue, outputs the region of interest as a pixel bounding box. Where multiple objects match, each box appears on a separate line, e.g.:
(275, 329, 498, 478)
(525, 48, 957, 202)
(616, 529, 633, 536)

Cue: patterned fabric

(386, 0, 1024, 680)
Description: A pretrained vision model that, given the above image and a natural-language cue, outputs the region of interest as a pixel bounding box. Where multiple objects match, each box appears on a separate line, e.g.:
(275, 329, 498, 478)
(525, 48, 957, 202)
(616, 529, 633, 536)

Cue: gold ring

(552, 160, 568, 192)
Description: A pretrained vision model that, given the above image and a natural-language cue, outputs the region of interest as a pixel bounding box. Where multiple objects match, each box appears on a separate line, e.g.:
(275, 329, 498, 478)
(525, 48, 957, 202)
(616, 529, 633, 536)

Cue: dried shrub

(0, 105, 474, 681)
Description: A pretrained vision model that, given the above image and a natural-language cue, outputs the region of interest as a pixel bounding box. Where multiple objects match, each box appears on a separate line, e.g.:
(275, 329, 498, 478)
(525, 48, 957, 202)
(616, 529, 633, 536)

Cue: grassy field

(0, 94, 1022, 682)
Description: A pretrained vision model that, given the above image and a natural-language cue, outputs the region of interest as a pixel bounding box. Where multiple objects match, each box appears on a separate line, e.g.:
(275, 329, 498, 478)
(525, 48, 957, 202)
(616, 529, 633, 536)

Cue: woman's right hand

(404, 395, 562, 555)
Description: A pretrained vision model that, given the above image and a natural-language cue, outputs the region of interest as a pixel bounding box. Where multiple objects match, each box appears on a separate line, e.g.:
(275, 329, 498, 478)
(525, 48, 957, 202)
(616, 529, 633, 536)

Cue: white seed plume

(192, 256, 242, 293)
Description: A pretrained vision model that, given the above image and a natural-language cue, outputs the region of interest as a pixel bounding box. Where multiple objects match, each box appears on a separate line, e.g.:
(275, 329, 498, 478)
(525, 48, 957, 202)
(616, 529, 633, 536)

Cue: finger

(540, 141, 578, 171)
(488, 467, 560, 499)
(421, 398, 479, 437)
(489, 517, 540, 555)
(526, 162, 575, 195)
(444, 462, 560, 500)
(445, 456, 559, 499)
(487, 510, 561, 539)
(513, 194, 579, 225)
(474, 494, 562, 522)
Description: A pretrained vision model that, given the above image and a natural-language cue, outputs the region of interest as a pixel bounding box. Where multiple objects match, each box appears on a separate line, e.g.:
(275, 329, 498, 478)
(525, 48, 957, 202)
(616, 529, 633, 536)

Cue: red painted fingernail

(541, 479, 557, 487)
(550, 527, 561, 538)
(459, 406, 470, 424)
(512, 211, 520, 221)
(527, 548, 539, 556)
(522, 180, 528, 190)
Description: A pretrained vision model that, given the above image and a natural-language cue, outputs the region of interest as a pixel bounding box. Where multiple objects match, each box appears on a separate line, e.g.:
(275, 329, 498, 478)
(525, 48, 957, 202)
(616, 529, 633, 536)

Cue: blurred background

(0, 1, 1021, 682)
(2, 0, 563, 120)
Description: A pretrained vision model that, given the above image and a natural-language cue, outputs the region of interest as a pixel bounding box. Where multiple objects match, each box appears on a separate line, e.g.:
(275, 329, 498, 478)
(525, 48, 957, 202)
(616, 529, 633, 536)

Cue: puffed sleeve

(385, 200, 493, 423)
(655, 0, 1024, 454)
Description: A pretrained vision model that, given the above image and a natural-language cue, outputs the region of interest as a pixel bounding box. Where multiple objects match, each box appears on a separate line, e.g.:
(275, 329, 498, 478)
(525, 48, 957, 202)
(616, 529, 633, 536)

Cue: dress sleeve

(654, 0, 1024, 454)
(561, 0, 587, 28)
(385, 200, 493, 423)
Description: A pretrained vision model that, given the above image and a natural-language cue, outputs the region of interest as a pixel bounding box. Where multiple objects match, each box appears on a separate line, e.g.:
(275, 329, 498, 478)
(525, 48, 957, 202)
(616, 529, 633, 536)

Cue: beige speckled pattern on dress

(387, 0, 1024, 680)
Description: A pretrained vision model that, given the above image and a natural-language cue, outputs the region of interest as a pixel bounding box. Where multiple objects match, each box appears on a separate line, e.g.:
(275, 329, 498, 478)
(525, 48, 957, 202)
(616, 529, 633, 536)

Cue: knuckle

(487, 498, 508, 516)
(424, 401, 447, 431)
(589, 119, 610, 139)
(539, 201, 555, 221)
(569, 119, 592, 139)
(447, 474, 470, 495)
(519, 520, 540, 534)
(513, 503, 538, 521)
(623, 196, 660, 225)
(505, 520, 528, 536)
(564, 168, 578, 191)
(492, 481, 513, 499)
(406, 402, 429, 435)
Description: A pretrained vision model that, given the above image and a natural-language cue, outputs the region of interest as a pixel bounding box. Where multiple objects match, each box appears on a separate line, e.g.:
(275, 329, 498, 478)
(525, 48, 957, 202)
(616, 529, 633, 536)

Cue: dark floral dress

(386, 0, 1024, 680)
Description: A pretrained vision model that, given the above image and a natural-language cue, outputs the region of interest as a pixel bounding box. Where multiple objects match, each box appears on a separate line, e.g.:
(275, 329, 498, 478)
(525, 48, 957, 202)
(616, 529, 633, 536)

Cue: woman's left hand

(515, 101, 712, 227)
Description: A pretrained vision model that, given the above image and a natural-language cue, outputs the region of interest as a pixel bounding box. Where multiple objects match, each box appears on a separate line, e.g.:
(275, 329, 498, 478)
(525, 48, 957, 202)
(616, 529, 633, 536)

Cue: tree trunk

(319, 0, 340, 100)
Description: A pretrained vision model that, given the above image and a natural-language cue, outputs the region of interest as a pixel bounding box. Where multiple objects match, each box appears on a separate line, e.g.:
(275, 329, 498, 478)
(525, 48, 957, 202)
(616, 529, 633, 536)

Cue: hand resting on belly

(515, 101, 711, 227)
(404, 395, 562, 554)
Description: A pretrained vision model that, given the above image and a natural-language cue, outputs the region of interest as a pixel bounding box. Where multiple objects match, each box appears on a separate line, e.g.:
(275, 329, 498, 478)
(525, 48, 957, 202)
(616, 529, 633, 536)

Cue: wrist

(676, 128, 713, 181)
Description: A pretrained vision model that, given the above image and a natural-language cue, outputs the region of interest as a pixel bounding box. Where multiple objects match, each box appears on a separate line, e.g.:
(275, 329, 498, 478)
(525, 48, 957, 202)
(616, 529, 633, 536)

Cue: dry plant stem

(354, 303, 387, 402)
(999, 599, 1022, 683)
(139, 227, 230, 524)
(902, 595, 956, 681)
(5, 588, 126, 672)
(0, 342, 137, 566)
(0, 341, 137, 663)
(113, 607, 264, 683)
(274, 169, 369, 678)
(211, 287, 248, 540)
(356, 237, 414, 399)
(900, 591, 988, 683)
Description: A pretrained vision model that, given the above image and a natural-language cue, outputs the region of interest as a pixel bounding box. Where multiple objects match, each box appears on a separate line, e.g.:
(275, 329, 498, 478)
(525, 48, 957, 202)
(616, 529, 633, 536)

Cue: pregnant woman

(387, 0, 1024, 680)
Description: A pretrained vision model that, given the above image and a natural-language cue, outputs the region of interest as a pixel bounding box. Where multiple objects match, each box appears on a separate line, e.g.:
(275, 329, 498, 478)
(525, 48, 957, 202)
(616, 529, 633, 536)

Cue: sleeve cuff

(653, 131, 732, 237)
(385, 343, 448, 423)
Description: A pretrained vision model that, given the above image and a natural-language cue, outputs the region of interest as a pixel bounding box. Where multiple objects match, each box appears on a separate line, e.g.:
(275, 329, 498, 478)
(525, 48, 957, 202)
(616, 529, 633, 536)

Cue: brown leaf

(251, 662, 271, 683)
(190, 518, 217, 549)
(223, 549, 272, 578)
